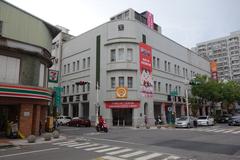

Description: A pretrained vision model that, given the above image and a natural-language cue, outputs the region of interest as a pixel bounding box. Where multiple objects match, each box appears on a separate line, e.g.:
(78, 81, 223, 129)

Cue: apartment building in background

(60, 8, 210, 127)
(195, 31, 240, 82)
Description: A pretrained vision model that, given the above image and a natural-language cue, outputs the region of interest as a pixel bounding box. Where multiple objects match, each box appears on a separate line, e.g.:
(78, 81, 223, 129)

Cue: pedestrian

(39, 121, 42, 136)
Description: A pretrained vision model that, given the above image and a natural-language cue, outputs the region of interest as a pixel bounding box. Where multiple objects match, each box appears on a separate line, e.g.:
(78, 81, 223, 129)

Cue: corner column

(19, 104, 33, 137)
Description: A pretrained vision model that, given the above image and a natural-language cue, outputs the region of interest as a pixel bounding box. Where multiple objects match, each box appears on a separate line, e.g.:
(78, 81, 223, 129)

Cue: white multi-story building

(60, 9, 210, 126)
(195, 31, 240, 82)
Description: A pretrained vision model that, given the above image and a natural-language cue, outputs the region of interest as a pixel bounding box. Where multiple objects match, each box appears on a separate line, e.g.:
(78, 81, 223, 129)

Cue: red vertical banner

(210, 60, 218, 80)
(146, 11, 154, 29)
(139, 43, 153, 98)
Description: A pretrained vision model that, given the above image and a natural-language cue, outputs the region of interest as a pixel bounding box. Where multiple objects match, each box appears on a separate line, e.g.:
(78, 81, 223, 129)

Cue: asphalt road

(1, 124, 240, 160)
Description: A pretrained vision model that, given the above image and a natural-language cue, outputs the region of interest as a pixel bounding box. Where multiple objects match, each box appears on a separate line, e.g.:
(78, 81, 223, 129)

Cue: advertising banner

(210, 60, 218, 80)
(146, 11, 154, 29)
(139, 43, 153, 97)
(105, 101, 140, 109)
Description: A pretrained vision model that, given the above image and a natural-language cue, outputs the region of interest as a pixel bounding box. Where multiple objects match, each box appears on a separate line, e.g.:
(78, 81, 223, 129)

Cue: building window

(111, 49, 116, 62)
(83, 58, 86, 69)
(128, 77, 133, 88)
(186, 68, 188, 79)
(77, 85, 79, 93)
(39, 63, 45, 87)
(87, 57, 90, 68)
(154, 81, 157, 91)
(82, 85, 85, 92)
(164, 61, 167, 71)
(127, 48, 133, 61)
(169, 84, 172, 93)
(63, 86, 65, 95)
(168, 62, 171, 72)
(158, 82, 161, 92)
(63, 65, 66, 74)
(67, 64, 70, 73)
(119, 77, 124, 87)
(111, 77, 116, 89)
(153, 56, 156, 68)
(183, 68, 185, 77)
(174, 64, 177, 74)
(73, 62, 75, 72)
(87, 83, 90, 91)
(67, 85, 69, 94)
(165, 83, 168, 94)
(72, 84, 75, 94)
(0, 21, 2, 34)
(157, 58, 160, 69)
(142, 34, 146, 43)
(77, 60, 80, 70)
(177, 65, 180, 75)
(118, 24, 124, 31)
(118, 48, 124, 61)
(178, 86, 181, 96)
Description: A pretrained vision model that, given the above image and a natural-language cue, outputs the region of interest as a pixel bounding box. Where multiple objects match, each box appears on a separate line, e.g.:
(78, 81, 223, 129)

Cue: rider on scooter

(98, 115, 105, 128)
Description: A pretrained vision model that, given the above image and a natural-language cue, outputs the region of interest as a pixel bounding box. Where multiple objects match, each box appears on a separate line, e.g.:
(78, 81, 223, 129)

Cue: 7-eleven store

(0, 83, 52, 137)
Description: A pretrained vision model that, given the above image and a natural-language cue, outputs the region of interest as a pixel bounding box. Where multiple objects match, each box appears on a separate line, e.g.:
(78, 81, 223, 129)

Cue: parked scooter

(155, 116, 162, 125)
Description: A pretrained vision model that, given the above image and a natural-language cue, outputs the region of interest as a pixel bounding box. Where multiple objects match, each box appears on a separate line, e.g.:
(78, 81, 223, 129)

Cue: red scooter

(96, 122, 108, 133)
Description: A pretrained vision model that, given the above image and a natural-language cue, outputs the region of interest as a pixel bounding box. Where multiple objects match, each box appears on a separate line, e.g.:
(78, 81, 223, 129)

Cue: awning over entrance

(105, 101, 140, 109)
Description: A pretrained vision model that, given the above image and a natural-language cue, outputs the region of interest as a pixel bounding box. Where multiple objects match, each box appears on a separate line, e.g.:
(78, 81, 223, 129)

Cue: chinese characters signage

(105, 101, 140, 109)
(139, 43, 153, 97)
(210, 60, 218, 80)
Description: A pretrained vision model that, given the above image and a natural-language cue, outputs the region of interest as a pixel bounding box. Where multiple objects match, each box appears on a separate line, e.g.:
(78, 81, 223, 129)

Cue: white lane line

(120, 151, 147, 158)
(107, 148, 133, 155)
(58, 142, 78, 146)
(134, 153, 163, 160)
(0, 148, 59, 158)
(204, 129, 219, 132)
(213, 129, 227, 132)
(53, 140, 75, 145)
(101, 155, 126, 160)
(232, 130, 240, 134)
(86, 137, 141, 145)
(95, 147, 121, 153)
(84, 145, 110, 151)
(75, 143, 99, 149)
(67, 142, 90, 147)
(222, 130, 234, 133)
(162, 155, 180, 160)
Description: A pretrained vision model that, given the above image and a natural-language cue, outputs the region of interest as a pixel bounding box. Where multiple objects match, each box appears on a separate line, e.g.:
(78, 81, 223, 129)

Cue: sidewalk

(0, 139, 14, 149)
(10, 135, 67, 146)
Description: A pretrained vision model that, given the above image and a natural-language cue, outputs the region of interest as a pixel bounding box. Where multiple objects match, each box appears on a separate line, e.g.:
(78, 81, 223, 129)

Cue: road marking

(204, 129, 218, 132)
(59, 142, 78, 146)
(53, 140, 75, 145)
(84, 145, 110, 151)
(95, 147, 121, 153)
(213, 129, 227, 132)
(101, 155, 126, 160)
(0, 148, 59, 158)
(232, 130, 240, 134)
(222, 130, 234, 133)
(134, 153, 163, 160)
(86, 137, 141, 145)
(75, 143, 99, 149)
(120, 151, 147, 158)
(162, 155, 180, 160)
(67, 142, 90, 147)
(107, 148, 133, 155)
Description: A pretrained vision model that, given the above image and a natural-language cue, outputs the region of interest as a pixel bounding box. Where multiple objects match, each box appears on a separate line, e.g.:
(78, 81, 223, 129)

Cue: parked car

(228, 116, 240, 126)
(66, 117, 91, 127)
(197, 116, 215, 126)
(56, 116, 72, 125)
(216, 114, 232, 123)
(175, 116, 195, 128)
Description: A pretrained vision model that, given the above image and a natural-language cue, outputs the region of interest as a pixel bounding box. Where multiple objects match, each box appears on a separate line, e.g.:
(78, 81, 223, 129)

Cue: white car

(197, 116, 215, 126)
(57, 116, 72, 125)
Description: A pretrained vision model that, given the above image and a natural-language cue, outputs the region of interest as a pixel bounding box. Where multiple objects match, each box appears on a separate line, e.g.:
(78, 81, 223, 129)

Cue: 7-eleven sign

(48, 70, 59, 83)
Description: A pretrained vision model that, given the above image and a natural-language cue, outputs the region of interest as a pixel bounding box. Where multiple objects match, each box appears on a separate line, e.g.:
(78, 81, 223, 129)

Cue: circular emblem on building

(116, 87, 128, 98)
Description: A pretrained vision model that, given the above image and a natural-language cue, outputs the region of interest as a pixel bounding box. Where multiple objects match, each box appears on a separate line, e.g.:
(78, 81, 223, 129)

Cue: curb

(0, 143, 14, 149)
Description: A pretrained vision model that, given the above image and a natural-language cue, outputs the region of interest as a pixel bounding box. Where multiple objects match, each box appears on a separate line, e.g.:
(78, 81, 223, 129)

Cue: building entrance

(112, 108, 132, 126)
(0, 105, 19, 137)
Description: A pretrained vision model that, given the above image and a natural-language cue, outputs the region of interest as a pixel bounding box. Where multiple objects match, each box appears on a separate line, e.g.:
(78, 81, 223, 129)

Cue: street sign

(54, 87, 62, 108)
(170, 91, 178, 96)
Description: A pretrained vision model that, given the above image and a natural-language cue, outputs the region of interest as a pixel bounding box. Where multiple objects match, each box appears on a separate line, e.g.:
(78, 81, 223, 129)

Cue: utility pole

(185, 88, 189, 118)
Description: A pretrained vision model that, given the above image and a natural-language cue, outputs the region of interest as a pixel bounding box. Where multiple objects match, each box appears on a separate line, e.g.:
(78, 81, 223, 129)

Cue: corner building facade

(0, 1, 60, 137)
(61, 9, 210, 126)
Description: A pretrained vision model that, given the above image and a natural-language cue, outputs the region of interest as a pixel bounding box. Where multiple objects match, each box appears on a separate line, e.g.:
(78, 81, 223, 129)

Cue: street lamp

(184, 77, 196, 118)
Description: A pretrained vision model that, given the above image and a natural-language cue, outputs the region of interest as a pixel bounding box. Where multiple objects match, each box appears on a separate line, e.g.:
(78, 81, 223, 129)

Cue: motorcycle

(96, 122, 108, 133)
(155, 118, 162, 126)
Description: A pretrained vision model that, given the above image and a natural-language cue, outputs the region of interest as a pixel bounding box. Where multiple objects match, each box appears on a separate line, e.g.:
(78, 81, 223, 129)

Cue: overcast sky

(5, 0, 240, 48)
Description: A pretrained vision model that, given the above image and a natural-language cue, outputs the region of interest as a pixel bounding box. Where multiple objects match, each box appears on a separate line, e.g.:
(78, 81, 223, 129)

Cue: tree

(221, 80, 240, 113)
